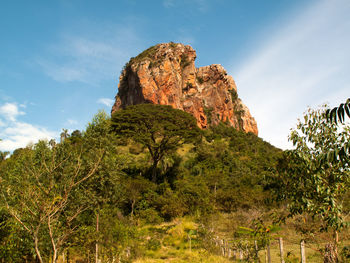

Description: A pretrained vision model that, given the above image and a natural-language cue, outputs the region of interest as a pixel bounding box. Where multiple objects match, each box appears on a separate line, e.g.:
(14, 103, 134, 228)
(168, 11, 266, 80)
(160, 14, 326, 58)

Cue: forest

(0, 102, 349, 263)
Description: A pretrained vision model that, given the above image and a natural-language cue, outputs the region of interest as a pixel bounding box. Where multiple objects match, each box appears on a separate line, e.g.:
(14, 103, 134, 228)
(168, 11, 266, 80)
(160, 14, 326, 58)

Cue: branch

(72, 149, 105, 187)
(2, 192, 32, 233)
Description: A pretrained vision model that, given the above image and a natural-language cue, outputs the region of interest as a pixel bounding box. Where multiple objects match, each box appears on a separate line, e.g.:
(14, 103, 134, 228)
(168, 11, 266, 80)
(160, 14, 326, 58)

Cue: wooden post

(228, 248, 232, 258)
(267, 244, 271, 263)
(254, 240, 259, 260)
(300, 240, 306, 263)
(221, 239, 225, 256)
(279, 237, 285, 263)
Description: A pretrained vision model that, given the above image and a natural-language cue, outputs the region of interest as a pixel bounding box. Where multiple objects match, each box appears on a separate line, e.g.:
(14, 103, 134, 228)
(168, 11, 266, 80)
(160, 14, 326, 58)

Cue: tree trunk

(34, 234, 43, 263)
(131, 199, 135, 218)
(151, 159, 158, 182)
(324, 243, 338, 263)
(323, 230, 339, 263)
(96, 213, 99, 263)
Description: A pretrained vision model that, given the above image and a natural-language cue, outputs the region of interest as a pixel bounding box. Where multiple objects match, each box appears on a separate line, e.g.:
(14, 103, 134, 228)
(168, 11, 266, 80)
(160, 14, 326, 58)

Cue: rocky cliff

(112, 43, 258, 135)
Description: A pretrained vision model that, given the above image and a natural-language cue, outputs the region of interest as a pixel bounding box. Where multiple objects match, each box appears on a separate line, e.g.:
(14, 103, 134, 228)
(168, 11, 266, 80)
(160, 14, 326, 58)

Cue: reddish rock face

(112, 43, 258, 135)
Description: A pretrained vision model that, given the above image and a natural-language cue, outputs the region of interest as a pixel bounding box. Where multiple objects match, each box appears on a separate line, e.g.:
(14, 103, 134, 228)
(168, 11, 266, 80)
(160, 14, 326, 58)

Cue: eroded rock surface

(112, 43, 258, 135)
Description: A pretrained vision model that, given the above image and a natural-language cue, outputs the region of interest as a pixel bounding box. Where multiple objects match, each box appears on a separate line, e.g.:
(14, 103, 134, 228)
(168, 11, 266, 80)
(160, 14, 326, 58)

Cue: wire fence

(212, 236, 322, 262)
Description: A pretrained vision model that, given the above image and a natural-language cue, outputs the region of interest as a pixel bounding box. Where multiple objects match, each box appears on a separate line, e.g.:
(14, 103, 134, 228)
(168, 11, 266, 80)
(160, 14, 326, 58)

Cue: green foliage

(111, 104, 201, 182)
(187, 123, 281, 212)
(180, 53, 191, 68)
(203, 106, 213, 125)
(284, 106, 350, 231)
(196, 76, 204, 84)
(340, 245, 350, 262)
(228, 89, 238, 102)
(326, 98, 350, 124)
(0, 139, 105, 263)
(0, 107, 286, 262)
(129, 45, 158, 65)
(272, 105, 350, 262)
(0, 208, 34, 262)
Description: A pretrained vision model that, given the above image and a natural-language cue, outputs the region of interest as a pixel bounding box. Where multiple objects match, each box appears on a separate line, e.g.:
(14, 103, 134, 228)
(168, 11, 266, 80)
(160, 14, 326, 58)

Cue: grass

(133, 214, 350, 263)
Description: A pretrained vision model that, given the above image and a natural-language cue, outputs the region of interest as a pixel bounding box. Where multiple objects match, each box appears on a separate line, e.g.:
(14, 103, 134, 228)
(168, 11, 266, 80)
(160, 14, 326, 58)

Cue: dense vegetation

(0, 104, 349, 263)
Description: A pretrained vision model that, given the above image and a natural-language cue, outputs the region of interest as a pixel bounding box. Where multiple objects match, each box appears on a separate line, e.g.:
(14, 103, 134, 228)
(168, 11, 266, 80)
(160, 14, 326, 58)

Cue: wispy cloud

(0, 102, 25, 121)
(233, 0, 350, 149)
(37, 25, 141, 85)
(97, 98, 114, 107)
(0, 102, 57, 152)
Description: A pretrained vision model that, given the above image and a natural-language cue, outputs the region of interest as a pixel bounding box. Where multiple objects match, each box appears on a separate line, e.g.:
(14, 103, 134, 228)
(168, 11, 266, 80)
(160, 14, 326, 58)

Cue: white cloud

(0, 102, 57, 152)
(233, 0, 350, 149)
(0, 103, 25, 121)
(97, 98, 114, 107)
(37, 25, 141, 85)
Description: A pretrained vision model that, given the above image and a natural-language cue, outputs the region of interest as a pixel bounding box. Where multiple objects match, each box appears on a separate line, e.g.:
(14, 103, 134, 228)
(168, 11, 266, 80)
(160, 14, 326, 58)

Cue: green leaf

(337, 103, 344, 123)
(345, 103, 350, 119)
(330, 108, 338, 124)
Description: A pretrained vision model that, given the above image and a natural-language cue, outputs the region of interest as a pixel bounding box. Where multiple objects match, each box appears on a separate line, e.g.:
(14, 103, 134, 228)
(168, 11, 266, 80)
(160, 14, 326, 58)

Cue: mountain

(112, 42, 258, 135)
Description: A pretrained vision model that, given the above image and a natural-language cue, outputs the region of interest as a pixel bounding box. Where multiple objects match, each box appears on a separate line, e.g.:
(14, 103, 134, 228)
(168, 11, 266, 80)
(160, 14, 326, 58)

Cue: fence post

(220, 239, 225, 256)
(267, 243, 271, 263)
(279, 237, 285, 263)
(254, 240, 259, 260)
(239, 249, 243, 260)
(300, 240, 306, 263)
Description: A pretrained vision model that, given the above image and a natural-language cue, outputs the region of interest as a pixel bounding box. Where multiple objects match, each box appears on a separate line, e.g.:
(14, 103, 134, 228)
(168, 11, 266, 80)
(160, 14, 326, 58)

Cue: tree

(275, 105, 350, 262)
(111, 104, 201, 182)
(324, 98, 350, 164)
(0, 151, 9, 162)
(326, 98, 350, 124)
(0, 140, 104, 263)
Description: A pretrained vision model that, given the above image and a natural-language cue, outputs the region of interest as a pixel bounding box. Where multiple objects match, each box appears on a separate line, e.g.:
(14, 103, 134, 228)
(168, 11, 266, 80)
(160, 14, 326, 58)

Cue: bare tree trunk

(34, 234, 43, 263)
(48, 217, 58, 263)
(96, 213, 99, 263)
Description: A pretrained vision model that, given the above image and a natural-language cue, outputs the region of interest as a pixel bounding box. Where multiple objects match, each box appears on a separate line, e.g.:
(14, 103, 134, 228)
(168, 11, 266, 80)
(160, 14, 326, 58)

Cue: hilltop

(112, 42, 258, 135)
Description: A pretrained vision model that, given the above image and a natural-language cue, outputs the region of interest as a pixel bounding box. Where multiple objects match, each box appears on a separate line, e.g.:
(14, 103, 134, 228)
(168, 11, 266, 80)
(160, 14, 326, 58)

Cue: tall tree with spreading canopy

(111, 104, 201, 182)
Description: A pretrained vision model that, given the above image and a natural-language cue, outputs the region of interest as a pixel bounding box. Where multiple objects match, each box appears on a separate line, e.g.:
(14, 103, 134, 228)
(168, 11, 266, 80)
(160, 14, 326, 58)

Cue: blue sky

(0, 0, 349, 151)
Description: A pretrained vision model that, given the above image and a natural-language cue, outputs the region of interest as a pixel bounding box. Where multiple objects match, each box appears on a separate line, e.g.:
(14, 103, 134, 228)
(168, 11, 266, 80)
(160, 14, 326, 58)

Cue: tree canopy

(111, 104, 201, 182)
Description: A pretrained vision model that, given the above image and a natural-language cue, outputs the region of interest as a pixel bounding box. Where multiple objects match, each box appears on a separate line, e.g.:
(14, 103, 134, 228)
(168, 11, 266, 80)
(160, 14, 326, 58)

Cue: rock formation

(112, 43, 258, 135)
